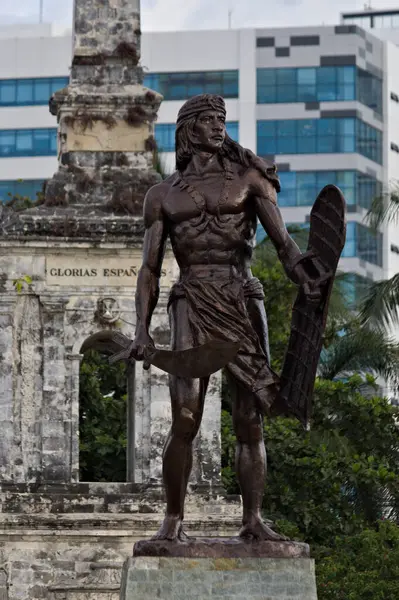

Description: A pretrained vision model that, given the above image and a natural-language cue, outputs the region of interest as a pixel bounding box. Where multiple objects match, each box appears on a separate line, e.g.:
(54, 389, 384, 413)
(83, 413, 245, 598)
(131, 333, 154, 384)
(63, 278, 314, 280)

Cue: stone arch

(78, 330, 136, 483)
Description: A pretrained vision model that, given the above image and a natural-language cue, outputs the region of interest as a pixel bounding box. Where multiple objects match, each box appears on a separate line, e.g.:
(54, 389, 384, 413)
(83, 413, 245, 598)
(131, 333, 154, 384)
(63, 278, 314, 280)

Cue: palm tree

(359, 185, 399, 330)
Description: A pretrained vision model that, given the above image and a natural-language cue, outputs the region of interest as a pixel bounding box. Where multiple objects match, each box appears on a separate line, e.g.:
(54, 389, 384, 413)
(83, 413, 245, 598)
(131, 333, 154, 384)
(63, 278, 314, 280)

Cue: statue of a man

(131, 94, 319, 541)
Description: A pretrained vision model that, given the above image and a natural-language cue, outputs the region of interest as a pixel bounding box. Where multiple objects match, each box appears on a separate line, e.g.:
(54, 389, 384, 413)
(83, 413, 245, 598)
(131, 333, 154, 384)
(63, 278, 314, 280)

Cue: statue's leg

(230, 294, 286, 541)
(152, 297, 209, 541)
(230, 377, 285, 541)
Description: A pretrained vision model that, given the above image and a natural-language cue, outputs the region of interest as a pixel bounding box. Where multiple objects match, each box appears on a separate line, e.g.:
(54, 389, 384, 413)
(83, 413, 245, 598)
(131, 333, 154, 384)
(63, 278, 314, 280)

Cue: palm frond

(366, 185, 399, 230)
(359, 274, 399, 330)
(318, 327, 399, 388)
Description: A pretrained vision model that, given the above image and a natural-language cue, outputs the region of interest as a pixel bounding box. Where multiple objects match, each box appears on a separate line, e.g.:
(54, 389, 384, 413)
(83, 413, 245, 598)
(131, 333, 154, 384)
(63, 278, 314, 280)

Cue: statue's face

(193, 109, 226, 152)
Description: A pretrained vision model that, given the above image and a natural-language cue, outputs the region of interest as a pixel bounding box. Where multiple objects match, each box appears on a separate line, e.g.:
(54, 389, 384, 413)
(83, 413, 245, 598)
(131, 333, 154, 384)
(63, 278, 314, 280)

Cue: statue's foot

(239, 516, 288, 542)
(151, 516, 189, 542)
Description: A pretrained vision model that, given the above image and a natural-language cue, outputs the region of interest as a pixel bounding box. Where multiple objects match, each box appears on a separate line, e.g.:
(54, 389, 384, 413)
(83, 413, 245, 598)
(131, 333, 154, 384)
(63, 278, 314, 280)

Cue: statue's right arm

(132, 184, 169, 359)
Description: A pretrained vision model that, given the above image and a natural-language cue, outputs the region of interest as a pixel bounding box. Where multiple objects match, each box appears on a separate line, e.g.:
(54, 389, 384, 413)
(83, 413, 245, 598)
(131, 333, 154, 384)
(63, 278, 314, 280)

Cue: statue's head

(175, 93, 280, 192)
(175, 94, 237, 171)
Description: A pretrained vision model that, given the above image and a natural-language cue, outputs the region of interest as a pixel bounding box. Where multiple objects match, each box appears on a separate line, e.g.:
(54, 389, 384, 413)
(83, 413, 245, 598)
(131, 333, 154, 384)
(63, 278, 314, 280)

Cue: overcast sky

(1, 0, 399, 31)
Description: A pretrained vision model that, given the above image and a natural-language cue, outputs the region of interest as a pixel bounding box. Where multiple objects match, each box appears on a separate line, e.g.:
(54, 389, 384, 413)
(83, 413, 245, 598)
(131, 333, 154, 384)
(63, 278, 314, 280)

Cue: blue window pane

(16, 131, 33, 153)
(297, 137, 317, 153)
(317, 136, 336, 153)
(298, 85, 317, 102)
(317, 67, 336, 84)
(256, 65, 380, 113)
(34, 79, 51, 103)
(257, 121, 276, 137)
(257, 87, 277, 103)
(297, 68, 316, 85)
(297, 120, 317, 137)
(342, 222, 356, 257)
(276, 69, 296, 85)
(338, 66, 356, 84)
(50, 130, 57, 153)
(0, 131, 15, 156)
(317, 84, 337, 101)
(279, 172, 296, 189)
(278, 86, 297, 102)
(226, 122, 239, 142)
(257, 69, 276, 86)
(145, 70, 238, 101)
(0, 80, 16, 104)
(317, 119, 337, 135)
(277, 138, 297, 153)
(16, 80, 33, 104)
(51, 78, 69, 93)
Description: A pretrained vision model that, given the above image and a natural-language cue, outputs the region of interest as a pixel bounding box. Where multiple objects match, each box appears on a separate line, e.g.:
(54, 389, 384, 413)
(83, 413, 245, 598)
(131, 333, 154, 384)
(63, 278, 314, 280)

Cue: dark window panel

(275, 47, 290, 57)
(320, 55, 357, 66)
(334, 25, 359, 34)
(290, 35, 320, 46)
(257, 37, 275, 47)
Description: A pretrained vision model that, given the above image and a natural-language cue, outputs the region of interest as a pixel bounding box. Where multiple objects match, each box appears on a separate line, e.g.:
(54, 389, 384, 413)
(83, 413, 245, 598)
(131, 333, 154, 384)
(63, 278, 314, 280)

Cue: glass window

(256, 65, 377, 112)
(0, 77, 68, 106)
(226, 121, 239, 142)
(0, 128, 56, 157)
(144, 70, 239, 101)
(16, 130, 33, 154)
(16, 79, 33, 104)
(342, 222, 356, 257)
(0, 80, 16, 105)
(0, 180, 45, 203)
(34, 79, 51, 103)
(0, 131, 15, 156)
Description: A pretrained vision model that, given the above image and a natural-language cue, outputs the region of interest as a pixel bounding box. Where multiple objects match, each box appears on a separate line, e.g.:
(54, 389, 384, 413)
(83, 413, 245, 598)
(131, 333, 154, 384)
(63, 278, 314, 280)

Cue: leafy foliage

(222, 377, 399, 548)
(315, 522, 399, 600)
(79, 349, 127, 482)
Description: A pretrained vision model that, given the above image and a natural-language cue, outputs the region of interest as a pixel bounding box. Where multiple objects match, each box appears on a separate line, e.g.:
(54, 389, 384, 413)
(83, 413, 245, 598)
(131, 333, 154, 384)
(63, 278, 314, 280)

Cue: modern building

(1, 18, 399, 288)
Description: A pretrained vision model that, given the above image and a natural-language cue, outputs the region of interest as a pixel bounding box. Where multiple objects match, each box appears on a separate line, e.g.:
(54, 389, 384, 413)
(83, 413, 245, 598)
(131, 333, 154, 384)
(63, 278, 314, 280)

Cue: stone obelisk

(40, 0, 162, 228)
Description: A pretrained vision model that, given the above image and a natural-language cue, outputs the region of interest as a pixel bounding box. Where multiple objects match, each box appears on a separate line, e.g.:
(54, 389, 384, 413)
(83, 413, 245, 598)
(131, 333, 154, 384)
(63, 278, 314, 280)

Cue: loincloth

(168, 267, 280, 414)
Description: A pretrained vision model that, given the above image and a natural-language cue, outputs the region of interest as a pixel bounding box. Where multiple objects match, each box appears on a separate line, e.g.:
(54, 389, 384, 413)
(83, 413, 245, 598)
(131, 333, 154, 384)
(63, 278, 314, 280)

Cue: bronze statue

(117, 94, 346, 542)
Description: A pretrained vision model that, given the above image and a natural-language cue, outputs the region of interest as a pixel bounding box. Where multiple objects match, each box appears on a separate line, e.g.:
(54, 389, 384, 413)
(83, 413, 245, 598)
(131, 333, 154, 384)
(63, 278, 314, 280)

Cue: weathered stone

(133, 537, 310, 559)
(120, 557, 318, 600)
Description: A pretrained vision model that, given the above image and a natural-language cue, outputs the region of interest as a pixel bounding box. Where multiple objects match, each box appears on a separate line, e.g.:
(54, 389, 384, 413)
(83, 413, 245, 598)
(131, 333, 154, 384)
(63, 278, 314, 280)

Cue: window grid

(0, 77, 69, 107)
(257, 118, 382, 164)
(257, 66, 382, 115)
(155, 121, 239, 152)
(0, 180, 45, 203)
(257, 220, 382, 266)
(0, 129, 57, 157)
(144, 70, 239, 101)
(342, 222, 382, 266)
(278, 170, 381, 209)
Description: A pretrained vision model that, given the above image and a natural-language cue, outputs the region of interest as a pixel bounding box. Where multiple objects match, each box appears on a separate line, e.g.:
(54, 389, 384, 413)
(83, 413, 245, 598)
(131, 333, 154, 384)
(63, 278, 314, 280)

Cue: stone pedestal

(120, 554, 318, 600)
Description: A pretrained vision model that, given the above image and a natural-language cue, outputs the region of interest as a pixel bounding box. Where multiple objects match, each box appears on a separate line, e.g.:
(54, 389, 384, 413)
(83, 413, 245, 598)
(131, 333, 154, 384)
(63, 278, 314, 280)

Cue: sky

(1, 0, 399, 32)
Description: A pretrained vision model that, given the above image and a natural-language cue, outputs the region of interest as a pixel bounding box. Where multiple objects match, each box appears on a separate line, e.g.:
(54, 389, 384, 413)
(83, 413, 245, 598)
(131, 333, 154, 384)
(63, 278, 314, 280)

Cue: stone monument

(0, 2, 239, 600)
(118, 91, 346, 597)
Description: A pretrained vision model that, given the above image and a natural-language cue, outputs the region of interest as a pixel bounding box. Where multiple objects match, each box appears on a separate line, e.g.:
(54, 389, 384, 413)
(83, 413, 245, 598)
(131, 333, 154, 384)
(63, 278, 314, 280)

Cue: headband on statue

(176, 94, 226, 128)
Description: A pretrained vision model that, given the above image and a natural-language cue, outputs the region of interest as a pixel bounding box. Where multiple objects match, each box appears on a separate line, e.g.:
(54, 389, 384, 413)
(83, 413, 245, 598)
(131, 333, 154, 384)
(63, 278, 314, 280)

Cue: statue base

(120, 538, 318, 599)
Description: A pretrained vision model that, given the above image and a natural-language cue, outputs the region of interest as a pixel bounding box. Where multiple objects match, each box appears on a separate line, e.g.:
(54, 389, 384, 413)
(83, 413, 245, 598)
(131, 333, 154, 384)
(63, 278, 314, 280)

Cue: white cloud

(1, 0, 399, 31)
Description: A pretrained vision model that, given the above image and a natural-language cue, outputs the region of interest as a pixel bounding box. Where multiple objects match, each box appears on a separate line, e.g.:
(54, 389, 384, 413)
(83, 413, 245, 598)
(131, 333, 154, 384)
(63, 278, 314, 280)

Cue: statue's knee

(173, 406, 198, 439)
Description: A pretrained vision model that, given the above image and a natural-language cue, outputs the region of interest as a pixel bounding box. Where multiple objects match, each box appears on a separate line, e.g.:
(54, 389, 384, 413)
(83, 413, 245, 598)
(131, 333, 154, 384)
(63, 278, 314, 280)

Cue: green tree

(79, 349, 128, 482)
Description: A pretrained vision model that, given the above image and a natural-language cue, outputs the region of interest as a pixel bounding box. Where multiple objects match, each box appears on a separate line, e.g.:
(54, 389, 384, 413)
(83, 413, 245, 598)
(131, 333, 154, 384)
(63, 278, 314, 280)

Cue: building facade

(1, 21, 399, 285)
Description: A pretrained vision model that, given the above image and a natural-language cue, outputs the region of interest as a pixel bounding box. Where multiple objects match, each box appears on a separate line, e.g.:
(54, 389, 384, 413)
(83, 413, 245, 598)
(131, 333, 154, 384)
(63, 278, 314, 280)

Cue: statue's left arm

(251, 172, 312, 287)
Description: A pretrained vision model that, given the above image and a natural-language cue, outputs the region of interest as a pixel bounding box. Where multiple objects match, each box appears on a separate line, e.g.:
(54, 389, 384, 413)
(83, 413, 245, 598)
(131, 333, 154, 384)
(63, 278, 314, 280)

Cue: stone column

(40, 297, 70, 482)
(0, 297, 17, 482)
(43, 0, 162, 216)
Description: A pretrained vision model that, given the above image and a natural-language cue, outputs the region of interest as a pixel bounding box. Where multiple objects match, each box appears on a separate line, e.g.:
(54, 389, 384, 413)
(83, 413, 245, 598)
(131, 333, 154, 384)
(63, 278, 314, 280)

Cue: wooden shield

(278, 185, 347, 428)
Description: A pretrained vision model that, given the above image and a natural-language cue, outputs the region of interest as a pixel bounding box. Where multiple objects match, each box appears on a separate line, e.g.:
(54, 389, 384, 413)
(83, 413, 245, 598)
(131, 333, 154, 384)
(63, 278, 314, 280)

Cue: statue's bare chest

(163, 172, 251, 224)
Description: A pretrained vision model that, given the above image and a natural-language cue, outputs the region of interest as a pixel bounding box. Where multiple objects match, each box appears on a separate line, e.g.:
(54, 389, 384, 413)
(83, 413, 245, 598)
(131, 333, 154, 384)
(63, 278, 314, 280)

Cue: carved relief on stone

(96, 297, 121, 324)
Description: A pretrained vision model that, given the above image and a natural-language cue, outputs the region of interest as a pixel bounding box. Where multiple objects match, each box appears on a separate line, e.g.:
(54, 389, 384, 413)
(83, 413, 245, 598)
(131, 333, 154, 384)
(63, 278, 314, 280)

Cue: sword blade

(148, 340, 241, 378)
(108, 333, 240, 378)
